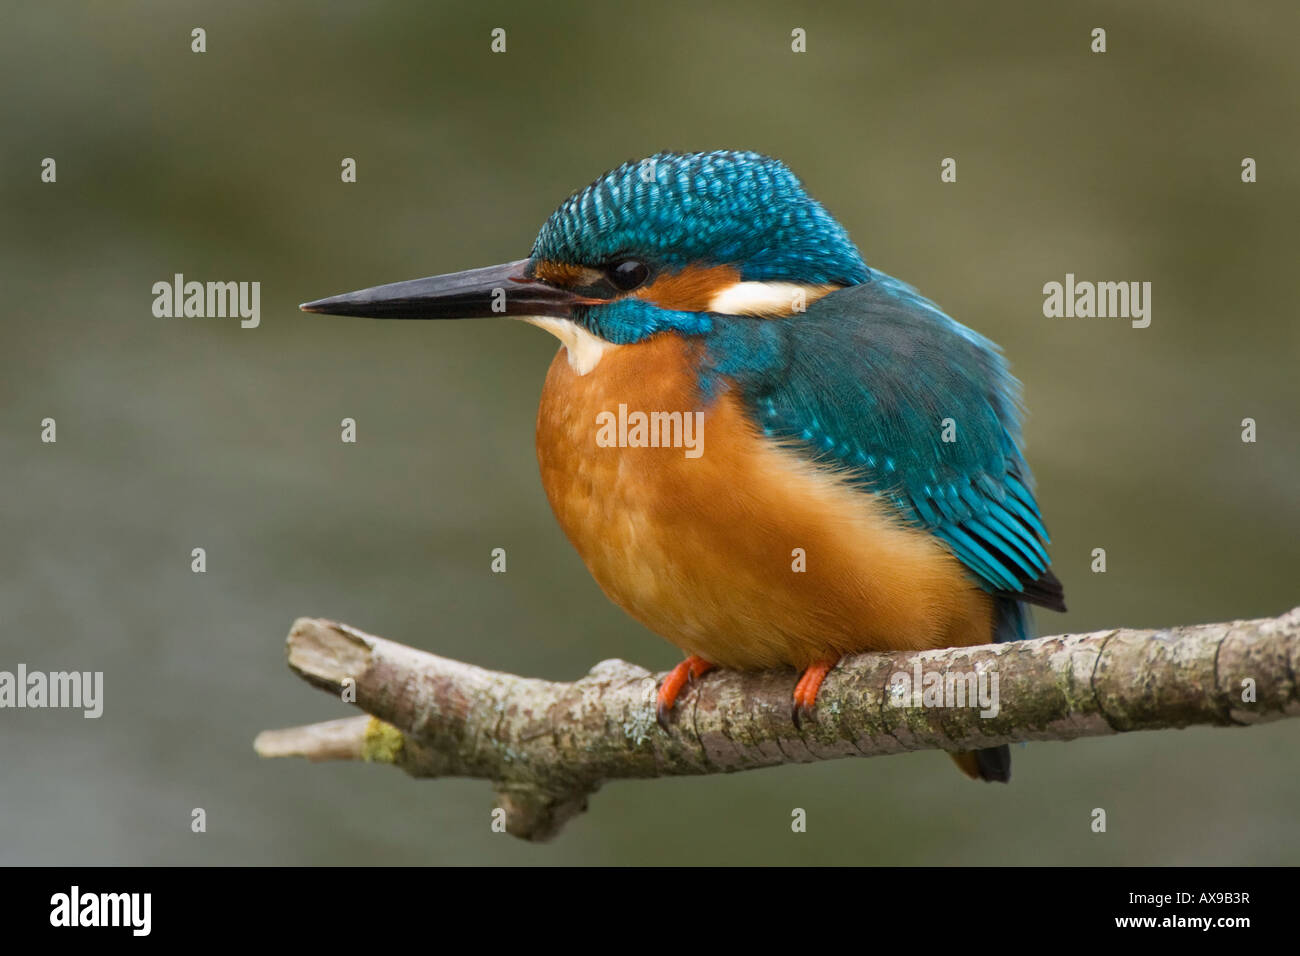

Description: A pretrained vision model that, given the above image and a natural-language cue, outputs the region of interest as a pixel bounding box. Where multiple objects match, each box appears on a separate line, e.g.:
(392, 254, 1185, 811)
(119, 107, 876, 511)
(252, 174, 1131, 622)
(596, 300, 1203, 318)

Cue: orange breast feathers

(534, 333, 995, 671)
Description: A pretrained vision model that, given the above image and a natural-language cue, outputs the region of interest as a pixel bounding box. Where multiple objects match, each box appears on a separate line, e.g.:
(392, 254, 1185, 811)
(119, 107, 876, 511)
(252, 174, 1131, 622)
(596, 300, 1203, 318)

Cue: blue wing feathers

(704, 273, 1065, 615)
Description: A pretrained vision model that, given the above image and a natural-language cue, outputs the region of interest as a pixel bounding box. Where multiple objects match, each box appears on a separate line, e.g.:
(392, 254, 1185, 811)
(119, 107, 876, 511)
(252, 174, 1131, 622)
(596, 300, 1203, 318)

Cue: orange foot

(656, 655, 716, 728)
(792, 660, 838, 729)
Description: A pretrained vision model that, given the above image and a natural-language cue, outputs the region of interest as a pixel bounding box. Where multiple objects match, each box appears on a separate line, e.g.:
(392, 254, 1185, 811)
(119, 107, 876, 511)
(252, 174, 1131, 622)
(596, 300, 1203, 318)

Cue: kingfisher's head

(303, 151, 868, 372)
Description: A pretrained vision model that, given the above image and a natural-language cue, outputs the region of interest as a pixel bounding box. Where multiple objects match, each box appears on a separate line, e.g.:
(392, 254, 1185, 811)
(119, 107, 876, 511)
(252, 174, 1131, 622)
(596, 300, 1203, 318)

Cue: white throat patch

(523, 317, 616, 375)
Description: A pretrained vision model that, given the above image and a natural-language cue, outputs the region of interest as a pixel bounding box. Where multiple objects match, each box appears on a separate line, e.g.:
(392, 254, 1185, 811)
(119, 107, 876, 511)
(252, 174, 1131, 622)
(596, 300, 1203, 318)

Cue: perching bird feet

(655, 655, 716, 728)
(792, 660, 837, 729)
(655, 655, 839, 731)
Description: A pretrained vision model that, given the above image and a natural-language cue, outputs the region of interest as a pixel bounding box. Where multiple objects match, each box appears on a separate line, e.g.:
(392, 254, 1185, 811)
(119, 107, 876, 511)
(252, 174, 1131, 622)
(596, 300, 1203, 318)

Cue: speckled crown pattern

(530, 150, 870, 286)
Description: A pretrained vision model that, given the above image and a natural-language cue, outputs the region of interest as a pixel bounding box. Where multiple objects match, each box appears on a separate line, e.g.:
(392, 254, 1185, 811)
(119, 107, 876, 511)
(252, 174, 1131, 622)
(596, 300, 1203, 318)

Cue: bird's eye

(607, 259, 649, 292)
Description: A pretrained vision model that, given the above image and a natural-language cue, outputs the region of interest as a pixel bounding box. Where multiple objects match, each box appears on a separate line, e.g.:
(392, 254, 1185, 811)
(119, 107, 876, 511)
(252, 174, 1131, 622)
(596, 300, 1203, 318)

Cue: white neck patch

(523, 317, 616, 375)
(707, 281, 835, 316)
(521, 281, 836, 374)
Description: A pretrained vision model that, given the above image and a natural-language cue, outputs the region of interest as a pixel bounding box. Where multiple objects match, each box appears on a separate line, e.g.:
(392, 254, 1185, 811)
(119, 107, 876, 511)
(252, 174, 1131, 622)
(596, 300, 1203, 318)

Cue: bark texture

(254, 608, 1300, 841)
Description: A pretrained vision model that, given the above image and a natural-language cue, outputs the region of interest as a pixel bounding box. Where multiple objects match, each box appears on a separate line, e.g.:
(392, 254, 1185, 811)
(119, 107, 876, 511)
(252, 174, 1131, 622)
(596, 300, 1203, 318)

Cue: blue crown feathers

(531, 150, 869, 286)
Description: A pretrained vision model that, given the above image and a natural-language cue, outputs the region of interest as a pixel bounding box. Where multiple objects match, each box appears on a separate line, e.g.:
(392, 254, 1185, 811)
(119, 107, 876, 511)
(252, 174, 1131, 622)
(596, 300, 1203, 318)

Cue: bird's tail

(949, 596, 1030, 783)
(949, 746, 1012, 782)
(992, 594, 1033, 643)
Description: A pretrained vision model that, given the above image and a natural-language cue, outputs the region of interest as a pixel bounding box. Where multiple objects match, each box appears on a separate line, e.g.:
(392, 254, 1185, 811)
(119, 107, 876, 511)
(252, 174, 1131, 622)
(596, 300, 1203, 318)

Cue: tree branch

(254, 608, 1300, 841)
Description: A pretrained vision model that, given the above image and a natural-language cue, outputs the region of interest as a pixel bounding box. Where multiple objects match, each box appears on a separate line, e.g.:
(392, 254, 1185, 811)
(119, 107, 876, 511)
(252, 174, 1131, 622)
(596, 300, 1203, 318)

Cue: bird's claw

(655, 701, 674, 731)
(791, 660, 836, 731)
(792, 701, 812, 730)
(655, 655, 715, 729)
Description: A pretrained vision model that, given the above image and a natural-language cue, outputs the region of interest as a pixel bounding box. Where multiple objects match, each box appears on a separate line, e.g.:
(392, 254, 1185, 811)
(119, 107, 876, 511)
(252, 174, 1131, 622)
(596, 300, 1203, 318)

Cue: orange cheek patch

(635, 264, 741, 312)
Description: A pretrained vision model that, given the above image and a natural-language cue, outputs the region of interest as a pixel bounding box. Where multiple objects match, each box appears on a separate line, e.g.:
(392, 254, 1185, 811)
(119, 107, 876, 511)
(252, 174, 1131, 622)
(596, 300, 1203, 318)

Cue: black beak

(299, 259, 580, 320)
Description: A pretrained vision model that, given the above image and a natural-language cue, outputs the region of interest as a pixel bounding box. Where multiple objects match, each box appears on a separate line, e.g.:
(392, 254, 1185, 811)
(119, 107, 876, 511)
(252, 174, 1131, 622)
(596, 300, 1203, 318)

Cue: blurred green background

(2, 0, 1297, 865)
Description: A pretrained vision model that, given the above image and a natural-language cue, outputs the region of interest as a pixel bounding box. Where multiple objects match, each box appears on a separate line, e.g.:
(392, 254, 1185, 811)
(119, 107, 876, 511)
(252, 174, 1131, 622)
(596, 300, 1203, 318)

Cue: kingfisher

(302, 150, 1066, 782)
